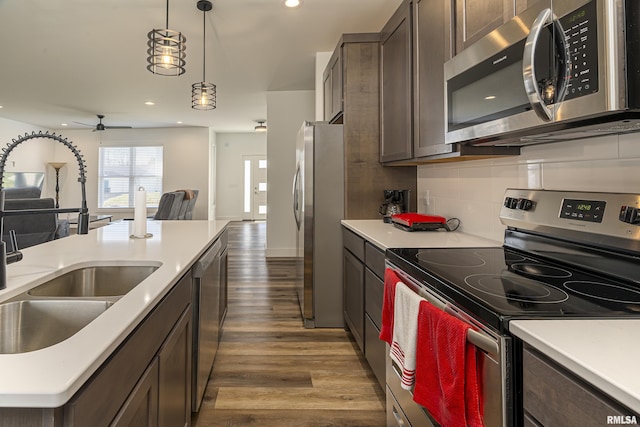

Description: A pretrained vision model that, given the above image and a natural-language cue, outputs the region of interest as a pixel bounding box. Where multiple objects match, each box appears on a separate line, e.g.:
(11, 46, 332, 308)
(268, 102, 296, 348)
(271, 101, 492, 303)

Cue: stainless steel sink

(0, 300, 113, 354)
(28, 265, 159, 298)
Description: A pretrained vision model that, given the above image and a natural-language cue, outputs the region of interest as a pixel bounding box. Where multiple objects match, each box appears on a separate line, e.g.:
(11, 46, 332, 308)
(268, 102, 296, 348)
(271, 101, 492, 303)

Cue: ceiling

(0, 0, 402, 133)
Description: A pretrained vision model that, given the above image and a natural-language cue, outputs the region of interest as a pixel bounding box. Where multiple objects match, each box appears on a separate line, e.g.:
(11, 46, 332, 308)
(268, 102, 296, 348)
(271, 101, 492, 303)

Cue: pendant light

(147, 0, 186, 76)
(192, 0, 216, 110)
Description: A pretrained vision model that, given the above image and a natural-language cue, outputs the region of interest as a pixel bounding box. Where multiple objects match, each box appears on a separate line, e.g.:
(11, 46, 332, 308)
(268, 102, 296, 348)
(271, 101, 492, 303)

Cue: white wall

(265, 90, 315, 257)
(417, 133, 640, 242)
(215, 133, 267, 220)
(0, 118, 53, 184)
(51, 127, 211, 220)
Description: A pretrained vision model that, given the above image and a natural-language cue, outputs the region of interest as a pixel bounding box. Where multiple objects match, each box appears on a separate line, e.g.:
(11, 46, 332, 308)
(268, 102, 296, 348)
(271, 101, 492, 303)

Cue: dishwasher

(191, 238, 222, 412)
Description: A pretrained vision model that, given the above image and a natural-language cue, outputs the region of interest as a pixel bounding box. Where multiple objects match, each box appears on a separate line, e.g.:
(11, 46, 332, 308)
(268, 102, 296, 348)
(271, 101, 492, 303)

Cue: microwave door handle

(553, 18, 571, 104)
(523, 8, 554, 122)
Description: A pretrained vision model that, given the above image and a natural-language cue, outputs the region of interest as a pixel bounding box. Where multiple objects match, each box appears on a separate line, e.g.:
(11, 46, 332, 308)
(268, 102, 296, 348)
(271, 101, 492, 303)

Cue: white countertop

(341, 219, 501, 250)
(0, 219, 228, 408)
(511, 319, 640, 414)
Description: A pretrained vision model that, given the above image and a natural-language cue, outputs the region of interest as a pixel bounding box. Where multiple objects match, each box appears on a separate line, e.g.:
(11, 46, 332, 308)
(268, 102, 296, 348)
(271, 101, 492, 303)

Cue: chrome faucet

(0, 131, 90, 290)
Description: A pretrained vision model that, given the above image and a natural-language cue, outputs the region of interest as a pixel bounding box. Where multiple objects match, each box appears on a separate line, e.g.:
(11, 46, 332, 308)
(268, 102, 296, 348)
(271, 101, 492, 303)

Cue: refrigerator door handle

(292, 166, 301, 230)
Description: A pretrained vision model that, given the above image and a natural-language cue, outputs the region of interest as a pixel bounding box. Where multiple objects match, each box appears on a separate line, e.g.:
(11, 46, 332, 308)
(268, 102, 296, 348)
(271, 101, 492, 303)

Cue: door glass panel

(448, 39, 530, 131)
(244, 160, 251, 213)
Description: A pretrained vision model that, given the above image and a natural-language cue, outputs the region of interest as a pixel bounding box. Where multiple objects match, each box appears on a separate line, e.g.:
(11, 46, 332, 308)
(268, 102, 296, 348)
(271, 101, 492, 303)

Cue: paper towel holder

(130, 186, 153, 239)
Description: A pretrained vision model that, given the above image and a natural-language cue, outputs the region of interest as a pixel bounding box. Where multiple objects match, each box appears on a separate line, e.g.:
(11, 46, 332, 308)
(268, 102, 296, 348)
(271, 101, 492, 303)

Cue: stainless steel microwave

(444, 0, 640, 146)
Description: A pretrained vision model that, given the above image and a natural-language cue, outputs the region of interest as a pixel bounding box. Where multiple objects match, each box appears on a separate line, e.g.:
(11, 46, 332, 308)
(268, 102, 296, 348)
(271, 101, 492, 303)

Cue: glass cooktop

(386, 247, 640, 332)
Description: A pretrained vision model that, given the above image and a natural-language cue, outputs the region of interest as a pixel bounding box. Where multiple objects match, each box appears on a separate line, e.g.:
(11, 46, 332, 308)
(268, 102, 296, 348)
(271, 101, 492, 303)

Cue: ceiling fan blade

(72, 121, 95, 127)
(104, 126, 133, 129)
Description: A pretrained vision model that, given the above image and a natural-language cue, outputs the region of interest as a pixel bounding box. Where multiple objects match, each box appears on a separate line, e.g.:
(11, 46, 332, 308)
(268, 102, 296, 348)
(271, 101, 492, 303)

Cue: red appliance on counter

(391, 213, 456, 232)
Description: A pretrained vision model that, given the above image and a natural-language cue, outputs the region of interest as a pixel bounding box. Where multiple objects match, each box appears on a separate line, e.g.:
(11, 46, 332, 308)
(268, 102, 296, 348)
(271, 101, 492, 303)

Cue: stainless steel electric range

(385, 189, 640, 427)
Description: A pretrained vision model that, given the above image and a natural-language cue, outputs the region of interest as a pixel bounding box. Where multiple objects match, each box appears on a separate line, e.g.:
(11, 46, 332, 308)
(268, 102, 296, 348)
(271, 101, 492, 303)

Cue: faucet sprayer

(0, 131, 90, 290)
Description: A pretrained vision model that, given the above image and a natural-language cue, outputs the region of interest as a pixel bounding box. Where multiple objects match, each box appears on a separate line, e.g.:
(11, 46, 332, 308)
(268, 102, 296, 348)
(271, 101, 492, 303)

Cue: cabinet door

(323, 70, 332, 122)
(516, 0, 536, 14)
(330, 53, 342, 120)
(343, 249, 364, 352)
(158, 308, 192, 427)
(323, 50, 342, 122)
(413, 0, 452, 158)
(110, 358, 159, 427)
(453, 0, 514, 54)
(380, 0, 413, 162)
(523, 346, 637, 427)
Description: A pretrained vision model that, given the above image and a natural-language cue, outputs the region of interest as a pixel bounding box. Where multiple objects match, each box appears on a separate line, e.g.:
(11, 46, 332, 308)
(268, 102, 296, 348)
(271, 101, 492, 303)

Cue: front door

(243, 155, 267, 221)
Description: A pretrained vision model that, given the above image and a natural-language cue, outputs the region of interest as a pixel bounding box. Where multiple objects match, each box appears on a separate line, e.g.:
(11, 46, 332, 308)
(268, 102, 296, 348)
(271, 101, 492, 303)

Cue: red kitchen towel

(379, 268, 402, 345)
(413, 300, 484, 427)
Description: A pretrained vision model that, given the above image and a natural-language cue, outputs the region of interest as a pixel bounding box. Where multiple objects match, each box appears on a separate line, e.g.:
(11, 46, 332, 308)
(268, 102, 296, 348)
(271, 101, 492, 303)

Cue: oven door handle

(463, 321, 500, 357)
(523, 8, 554, 122)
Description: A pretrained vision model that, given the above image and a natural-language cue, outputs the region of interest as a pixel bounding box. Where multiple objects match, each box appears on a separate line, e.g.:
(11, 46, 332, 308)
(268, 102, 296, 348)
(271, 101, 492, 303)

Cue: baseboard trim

(265, 248, 297, 258)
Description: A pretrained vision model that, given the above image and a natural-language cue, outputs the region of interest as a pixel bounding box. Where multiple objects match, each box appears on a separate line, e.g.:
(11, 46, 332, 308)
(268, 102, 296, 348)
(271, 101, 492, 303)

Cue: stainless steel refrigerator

(292, 121, 344, 328)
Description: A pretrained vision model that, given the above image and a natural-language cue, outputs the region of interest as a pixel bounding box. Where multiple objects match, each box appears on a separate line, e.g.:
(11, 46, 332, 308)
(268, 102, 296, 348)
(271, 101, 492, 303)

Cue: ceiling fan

(74, 114, 132, 132)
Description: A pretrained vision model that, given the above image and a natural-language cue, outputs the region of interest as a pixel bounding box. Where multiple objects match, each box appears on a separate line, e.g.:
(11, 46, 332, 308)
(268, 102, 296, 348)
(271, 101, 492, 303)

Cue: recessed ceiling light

(61, 123, 68, 126)
(0, 106, 3, 109)
(145, 101, 155, 106)
(484, 95, 496, 100)
(284, 0, 302, 7)
(177, 121, 183, 124)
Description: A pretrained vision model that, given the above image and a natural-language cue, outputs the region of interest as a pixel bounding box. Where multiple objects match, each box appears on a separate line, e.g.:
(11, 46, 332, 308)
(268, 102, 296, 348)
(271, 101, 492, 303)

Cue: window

(98, 146, 163, 208)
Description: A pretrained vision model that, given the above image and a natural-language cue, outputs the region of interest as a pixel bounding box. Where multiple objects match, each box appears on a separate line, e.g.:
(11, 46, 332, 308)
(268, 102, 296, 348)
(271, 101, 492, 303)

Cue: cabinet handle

(392, 406, 407, 427)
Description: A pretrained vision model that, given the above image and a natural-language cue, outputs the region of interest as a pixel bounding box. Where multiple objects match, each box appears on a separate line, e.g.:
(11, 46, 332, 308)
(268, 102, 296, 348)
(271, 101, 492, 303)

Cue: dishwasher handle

(193, 239, 222, 278)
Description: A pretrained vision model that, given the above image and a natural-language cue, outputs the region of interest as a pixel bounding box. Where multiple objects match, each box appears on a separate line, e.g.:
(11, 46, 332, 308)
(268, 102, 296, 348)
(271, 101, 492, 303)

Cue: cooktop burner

(387, 246, 640, 332)
(563, 281, 640, 304)
(510, 263, 572, 278)
(416, 250, 486, 267)
(464, 274, 570, 304)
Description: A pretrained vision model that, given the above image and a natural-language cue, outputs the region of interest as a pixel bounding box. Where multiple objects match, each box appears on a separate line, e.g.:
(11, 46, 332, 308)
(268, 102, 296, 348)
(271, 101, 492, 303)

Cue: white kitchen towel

(390, 281, 424, 390)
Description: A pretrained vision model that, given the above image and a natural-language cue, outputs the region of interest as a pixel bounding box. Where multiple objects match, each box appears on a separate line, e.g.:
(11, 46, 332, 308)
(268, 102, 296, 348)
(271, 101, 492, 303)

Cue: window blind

(98, 146, 163, 208)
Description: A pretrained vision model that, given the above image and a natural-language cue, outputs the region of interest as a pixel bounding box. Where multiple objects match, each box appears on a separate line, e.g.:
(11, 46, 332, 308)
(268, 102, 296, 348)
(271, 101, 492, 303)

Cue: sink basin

(0, 300, 113, 354)
(28, 265, 159, 298)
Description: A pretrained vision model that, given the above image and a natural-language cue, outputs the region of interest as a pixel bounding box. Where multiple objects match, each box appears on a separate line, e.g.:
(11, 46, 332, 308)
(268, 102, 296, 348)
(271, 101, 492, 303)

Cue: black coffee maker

(379, 190, 410, 223)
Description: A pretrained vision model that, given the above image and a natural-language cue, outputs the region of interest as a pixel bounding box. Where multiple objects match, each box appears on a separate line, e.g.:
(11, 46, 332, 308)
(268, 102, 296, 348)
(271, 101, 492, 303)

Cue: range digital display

(560, 198, 606, 223)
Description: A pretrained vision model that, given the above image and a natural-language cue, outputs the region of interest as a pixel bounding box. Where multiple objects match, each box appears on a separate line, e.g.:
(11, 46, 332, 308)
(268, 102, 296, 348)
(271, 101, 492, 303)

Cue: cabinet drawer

(343, 228, 365, 261)
(364, 242, 385, 279)
(364, 315, 385, 388)
(365, 268, 383, 329)
(523, 345, 637, 427)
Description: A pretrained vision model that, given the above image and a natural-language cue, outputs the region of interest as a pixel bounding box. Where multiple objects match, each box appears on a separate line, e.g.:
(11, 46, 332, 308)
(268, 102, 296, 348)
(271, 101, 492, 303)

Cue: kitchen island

(0, 219, 227, 419)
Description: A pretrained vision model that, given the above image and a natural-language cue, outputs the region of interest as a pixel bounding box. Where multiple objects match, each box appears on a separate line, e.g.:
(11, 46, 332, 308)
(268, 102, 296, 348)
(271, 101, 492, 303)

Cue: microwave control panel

(561, 0, 599, 101)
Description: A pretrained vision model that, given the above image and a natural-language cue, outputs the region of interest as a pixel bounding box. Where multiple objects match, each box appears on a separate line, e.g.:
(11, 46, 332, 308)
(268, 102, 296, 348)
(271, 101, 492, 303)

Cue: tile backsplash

(417, 133, 640, 242)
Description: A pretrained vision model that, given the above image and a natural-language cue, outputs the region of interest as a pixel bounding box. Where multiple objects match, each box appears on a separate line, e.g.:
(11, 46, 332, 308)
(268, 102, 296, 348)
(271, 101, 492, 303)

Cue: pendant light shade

(147, 0, 186, 76)
(192, 82, 217, 110)
(192, 0, 216, 110)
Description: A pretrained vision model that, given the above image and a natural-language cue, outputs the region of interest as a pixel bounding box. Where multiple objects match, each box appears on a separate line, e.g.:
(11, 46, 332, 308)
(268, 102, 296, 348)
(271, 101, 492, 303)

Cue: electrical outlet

(422, 190, 430, 207)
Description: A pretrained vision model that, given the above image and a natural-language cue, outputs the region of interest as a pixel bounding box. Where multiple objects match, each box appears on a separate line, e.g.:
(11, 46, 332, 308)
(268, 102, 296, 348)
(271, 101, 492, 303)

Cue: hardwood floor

(192, 221, 386, 427)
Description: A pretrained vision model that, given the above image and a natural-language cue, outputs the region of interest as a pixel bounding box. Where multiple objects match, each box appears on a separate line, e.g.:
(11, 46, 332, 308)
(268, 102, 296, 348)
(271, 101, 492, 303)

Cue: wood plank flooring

(192, 221, 386, 427)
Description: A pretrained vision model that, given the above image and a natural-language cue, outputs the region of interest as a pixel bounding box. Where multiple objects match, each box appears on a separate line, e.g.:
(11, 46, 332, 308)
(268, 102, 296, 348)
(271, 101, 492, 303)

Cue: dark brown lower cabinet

(111, 358, 159, 427)
(158, 309, 192, 427)
(523, 344, 639, 427)
(342, 226, 387, 389)
(0, 271, 193, 427)
(343, 248, 365, 352)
